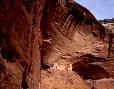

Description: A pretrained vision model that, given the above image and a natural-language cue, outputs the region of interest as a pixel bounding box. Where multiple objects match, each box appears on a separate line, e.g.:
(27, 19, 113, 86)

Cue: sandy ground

(41, 68, 114, 89)
(41, 41, 114, 89)
(41, 69, 90, 89)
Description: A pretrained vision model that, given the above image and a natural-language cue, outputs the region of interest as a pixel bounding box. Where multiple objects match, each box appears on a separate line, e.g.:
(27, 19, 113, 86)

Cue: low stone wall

(52, 63, 72, 71)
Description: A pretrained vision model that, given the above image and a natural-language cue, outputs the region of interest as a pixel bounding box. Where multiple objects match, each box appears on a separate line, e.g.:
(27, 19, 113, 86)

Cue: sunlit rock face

(0, 0, 112, 89)
(99, 18, 114, 32)
(41, 0, 106, 66)
(40, 1, 114, 89)
(99, 19, 114, 59)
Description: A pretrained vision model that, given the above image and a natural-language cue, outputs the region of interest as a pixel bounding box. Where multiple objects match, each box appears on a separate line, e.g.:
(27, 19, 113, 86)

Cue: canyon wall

(41, 0, 106, 65)
(0, 0, 44, 89)
(0, 0, 110, 89)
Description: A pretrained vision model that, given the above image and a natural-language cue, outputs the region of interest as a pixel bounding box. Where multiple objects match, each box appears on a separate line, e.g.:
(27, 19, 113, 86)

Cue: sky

(75, 0, 114, 20)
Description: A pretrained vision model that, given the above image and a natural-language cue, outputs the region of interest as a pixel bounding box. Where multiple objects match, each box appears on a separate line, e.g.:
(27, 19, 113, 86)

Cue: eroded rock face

(99, 18, 114, 58)
(41, 0, 106, 66)
(0, 0, 112, 89)
(40, 1, 113, 88)
(0, 0, 44, 89)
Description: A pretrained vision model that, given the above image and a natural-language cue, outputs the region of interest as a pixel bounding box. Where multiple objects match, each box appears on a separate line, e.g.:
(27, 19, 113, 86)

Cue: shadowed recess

(72, 64, 110, 80)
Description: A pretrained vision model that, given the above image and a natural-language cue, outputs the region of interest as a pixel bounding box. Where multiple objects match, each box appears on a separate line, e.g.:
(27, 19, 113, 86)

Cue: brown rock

(41, 69, 91, 89)
(0, 0, 111, 89)
(41, 0, 106, 66)
(0, 0, 44, 89)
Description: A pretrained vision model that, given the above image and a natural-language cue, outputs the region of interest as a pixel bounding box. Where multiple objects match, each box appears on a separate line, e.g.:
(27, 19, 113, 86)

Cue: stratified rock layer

(0, 0, 113, 89)
(41, 0, 106, 66)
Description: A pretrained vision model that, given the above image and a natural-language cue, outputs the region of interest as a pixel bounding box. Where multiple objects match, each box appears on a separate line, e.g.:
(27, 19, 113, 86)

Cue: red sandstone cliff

(0, 0, 44, 89)
(0, 0, 113, 89)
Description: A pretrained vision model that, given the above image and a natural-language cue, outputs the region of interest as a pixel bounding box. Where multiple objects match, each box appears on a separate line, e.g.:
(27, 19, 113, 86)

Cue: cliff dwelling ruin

(0, 0, 114, 89)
